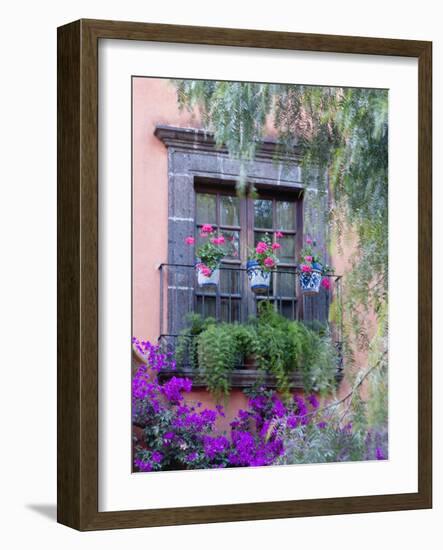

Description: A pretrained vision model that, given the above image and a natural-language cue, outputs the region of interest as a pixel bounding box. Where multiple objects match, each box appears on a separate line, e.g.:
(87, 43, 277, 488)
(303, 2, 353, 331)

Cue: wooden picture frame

(57, 19, 432, 530)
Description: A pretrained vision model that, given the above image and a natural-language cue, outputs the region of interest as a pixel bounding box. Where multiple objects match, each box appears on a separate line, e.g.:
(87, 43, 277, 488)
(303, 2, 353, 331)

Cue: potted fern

(185, 224, 226, 287)
(246, 233, 280, 294)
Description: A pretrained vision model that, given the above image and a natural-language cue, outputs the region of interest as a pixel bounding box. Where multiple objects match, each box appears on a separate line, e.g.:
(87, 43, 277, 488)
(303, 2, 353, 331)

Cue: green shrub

(186, 303, 338, 397)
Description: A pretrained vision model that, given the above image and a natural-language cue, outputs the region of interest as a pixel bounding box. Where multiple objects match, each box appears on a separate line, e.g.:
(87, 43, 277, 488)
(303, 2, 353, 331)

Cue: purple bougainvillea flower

(308, 394, 320, 409)
(134, 458, 153, 472)
(151, 451, 163, 463)
(272, 397, 286, 418)
(186, 452, 198, 462)
(375, 447, 385, 460)
(287, 414, 299, 429)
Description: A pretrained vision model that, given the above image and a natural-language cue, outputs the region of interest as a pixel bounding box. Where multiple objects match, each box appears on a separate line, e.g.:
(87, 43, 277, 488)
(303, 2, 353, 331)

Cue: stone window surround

(154, 124, 329, 336)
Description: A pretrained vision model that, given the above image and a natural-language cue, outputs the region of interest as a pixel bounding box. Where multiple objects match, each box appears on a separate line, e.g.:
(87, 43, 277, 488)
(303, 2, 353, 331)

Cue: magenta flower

(321, 277, 331, 290)
(201, 224, 214, 234)
(210, 236, 225, 245)
(304, 255, 312, 262)
(301, 264, 312, 273)
(255, 241, 268, 254)
(271, 242, 281, 250)
(306, 237, 313, 244)
(264, 257, 275, 268)
(275, 231, 284, 238)
(200, 266, 212, 277)
(185, 236, 195, 245)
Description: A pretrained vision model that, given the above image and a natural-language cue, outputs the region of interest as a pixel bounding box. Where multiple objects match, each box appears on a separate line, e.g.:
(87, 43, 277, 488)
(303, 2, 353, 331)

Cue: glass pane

(221, 298, 241, 323)
(276, 268, 296, 297)
(221, 229, 240, 259)
(276, 201, 295, 230)
(254, 199, 273, 229)
(280, 300, 297, 320)
(220, 268, 240, 294)
(195, 296, 216, 318)
(196, 193, 216, 224)
(277, 235, 296, 262)
(220, 195, 240, 226)
(254, 231, 269, 247)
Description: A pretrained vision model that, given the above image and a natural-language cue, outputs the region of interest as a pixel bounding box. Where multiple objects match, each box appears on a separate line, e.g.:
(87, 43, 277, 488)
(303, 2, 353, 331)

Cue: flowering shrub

(132, 339, 387, 472)
(247, 233, 280, 271)
(133, 340, 284, 470)
(185, 224, 226, 276)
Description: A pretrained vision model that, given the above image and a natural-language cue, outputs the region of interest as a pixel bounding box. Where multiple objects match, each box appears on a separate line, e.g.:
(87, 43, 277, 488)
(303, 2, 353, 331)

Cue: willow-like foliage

(173, 80, 389, 430)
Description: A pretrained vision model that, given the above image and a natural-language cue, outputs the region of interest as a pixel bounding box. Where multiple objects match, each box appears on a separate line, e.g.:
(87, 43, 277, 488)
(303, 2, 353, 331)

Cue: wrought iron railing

(159, 262, 342, 336)
(156, 263, 344, 386)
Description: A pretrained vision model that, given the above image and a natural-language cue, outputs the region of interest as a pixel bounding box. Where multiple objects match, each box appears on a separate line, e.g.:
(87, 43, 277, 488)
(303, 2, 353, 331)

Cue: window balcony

(157, 263, 344, 390)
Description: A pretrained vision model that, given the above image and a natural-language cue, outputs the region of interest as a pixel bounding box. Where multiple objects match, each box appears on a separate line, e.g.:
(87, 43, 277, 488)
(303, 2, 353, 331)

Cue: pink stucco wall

(132, 77, 367, 411)
(133, 77, 204, 342)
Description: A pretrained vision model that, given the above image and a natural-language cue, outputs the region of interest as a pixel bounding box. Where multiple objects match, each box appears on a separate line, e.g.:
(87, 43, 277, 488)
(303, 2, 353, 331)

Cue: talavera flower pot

(197, 267, 220, 287)
(299, 267, 322, 295)
(246, 259, 271, 294)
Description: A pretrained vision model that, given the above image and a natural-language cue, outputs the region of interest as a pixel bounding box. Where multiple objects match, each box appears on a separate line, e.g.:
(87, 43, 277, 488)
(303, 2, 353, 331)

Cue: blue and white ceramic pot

(196, 265, 220, 287)
(299, 266, 323, 295)
(246, 259, 271, 294)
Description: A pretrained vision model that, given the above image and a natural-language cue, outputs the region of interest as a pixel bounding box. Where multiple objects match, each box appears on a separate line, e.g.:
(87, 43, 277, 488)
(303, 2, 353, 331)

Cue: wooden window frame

(194, 181, 304, 322)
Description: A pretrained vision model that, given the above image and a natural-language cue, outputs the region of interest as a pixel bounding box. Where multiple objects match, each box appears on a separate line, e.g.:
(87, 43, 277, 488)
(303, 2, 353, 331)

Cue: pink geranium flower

(301, 264, 312, 273)
(264, 257, 275, 268)
(275, 231, 284, 238)
(211, 235, 225, 245)
(185, 236, 195, 245)
(255, 241, 268, 254)
(271, 242, 281, 250)
(200, 266, 212, 277)
(201, 224, 214, 234)
(306, 237, 313, 245)
(321, 277, 331, 290)
(304, 255, 312, 262)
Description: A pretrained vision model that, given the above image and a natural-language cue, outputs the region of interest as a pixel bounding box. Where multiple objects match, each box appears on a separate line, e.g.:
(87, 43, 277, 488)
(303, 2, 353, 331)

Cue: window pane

(220, 195, 240, 226)
(195, 296, 216, 318)
(221, 298, 241, 323)
(276, 268, 296, 297)
(276, 201, 295, 230)
(279, 300, 297, 321)
(221, 229, 240, 259)
(254, 231, 269, 246)
(277, 234, 296, 262)
(254, 199, 273, 228)
(196, 193, 216, 224)
(220, 268, 240, 294)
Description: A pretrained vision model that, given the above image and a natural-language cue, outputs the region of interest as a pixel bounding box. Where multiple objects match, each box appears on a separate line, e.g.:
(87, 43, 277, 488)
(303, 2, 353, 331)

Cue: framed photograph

(57, 19, 432, 530)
